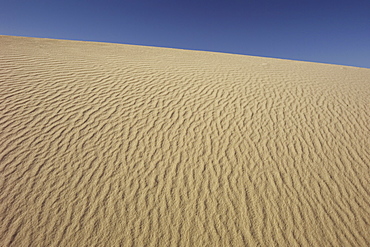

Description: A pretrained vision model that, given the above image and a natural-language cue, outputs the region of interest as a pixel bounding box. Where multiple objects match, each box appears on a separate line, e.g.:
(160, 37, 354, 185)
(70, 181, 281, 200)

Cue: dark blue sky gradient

(1, 0, 369, 68)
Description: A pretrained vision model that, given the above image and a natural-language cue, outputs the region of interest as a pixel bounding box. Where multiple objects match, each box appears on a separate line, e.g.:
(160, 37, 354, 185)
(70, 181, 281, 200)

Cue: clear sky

(1, 0, 369, 68)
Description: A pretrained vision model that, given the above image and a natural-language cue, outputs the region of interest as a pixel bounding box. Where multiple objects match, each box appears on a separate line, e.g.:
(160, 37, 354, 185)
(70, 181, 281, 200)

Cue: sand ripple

(0, 36, 369, 246)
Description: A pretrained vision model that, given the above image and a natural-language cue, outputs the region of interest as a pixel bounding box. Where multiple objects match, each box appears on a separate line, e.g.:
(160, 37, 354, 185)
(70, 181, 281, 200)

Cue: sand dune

(0, 35, 369, 246)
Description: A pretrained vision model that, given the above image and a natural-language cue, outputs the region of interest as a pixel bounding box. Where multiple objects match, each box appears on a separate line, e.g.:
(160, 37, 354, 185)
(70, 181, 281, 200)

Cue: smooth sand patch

(0, 35, 369, 246)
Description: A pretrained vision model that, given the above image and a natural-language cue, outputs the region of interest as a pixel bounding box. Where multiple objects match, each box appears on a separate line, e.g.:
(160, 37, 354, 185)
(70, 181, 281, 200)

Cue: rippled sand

(0, 35, 369, 246)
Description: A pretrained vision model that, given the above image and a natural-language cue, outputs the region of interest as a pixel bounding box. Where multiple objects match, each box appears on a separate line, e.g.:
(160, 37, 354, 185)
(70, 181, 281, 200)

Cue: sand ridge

(0, 35, 369, 246)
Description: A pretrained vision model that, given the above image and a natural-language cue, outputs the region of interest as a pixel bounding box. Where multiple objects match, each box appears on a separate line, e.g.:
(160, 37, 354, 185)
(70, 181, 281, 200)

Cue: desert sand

(0, 35, 369, 246)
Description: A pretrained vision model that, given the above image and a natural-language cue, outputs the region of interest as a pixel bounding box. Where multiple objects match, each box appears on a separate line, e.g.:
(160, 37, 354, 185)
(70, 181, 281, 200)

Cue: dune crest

(0, 35, 369, 246)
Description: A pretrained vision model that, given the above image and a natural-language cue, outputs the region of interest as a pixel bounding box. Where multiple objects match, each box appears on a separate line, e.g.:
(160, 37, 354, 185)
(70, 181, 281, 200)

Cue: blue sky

(1, 0, 369, 68)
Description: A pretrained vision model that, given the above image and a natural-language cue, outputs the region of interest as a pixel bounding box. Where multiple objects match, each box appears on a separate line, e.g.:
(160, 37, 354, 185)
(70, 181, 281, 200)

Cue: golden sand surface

(0, 35, 369, 246)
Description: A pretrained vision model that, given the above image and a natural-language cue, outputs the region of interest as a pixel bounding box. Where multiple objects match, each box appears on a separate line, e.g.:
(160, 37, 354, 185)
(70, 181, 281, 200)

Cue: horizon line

(2, 34, 369, 69)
